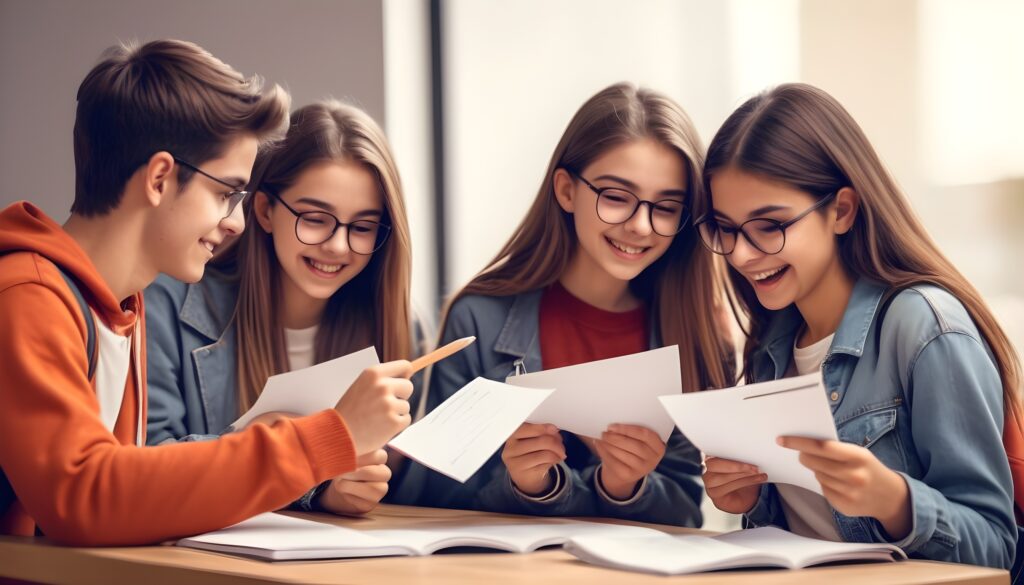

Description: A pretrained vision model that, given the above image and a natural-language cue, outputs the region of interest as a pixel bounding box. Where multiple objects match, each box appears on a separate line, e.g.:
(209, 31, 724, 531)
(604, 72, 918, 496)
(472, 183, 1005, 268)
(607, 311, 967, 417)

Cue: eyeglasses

(694, 191, 838, 256)
(567, 169, 689, 237)
(173, 156, 250, 219)
(264, 190, 392, 255)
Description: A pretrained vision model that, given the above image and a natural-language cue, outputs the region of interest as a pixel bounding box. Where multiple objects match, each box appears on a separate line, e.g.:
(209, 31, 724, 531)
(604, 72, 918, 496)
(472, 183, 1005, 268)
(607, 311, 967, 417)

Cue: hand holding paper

(658, 372, 837, 494)
(389, 378, 554, 483)
(507, 345, 682, 440)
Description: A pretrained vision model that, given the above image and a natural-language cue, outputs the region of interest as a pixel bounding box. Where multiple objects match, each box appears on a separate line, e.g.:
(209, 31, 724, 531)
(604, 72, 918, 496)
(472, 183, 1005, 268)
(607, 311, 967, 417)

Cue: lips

(304, 256, 344, 276)
(750, 265, 789, 285)
(605, 236, 651, 257)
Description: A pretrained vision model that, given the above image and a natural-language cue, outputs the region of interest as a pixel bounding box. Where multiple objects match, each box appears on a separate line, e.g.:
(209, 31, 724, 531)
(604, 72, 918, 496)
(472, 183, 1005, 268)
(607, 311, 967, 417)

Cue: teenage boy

(0, 39, 414, 545)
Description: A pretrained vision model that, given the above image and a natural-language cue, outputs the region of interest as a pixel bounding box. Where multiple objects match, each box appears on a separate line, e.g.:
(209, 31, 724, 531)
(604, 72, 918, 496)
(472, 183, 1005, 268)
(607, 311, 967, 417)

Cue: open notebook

(177, 512, 663, 561)
(564, 526, 906, 575)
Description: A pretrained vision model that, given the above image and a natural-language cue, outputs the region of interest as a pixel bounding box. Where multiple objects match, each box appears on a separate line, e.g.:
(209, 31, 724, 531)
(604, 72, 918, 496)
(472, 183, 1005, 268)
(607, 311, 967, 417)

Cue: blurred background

(2, 0, 1022, 529)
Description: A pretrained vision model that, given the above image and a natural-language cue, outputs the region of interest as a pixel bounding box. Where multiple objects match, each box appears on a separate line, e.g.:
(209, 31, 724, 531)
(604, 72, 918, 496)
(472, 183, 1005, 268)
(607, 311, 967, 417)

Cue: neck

(794, 257, 855, 346)
(559, 250, 640, 312)
(278, 275, 327, 329)
(63, 211, 154, 303)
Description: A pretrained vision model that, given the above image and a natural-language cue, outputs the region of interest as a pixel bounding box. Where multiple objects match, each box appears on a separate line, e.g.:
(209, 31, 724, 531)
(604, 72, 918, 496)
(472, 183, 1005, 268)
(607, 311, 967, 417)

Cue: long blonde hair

(445, 82, 733, 392)
(211, 100, 413, 411)
(697, 82, 1022, 413)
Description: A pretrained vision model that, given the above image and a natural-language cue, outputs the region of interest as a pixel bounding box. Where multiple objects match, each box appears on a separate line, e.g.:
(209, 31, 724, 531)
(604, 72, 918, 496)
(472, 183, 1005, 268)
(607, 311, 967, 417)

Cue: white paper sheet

(657, 371, 838, 494)
(231, 346, 379, 430)
(506, 345, 681, 441)
(388, 377, 554, 482)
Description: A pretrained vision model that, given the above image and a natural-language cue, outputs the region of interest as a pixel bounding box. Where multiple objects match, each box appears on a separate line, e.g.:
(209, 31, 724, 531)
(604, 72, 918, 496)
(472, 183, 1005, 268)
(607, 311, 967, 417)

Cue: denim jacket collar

(759, 278, 888, 379)
(492, 287, 660, 375)
(179, 273, 238, 342)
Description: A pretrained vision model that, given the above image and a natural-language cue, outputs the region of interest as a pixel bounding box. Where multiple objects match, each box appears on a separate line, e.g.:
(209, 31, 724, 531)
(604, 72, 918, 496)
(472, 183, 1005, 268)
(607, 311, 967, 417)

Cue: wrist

(514, 468, 556, 497)
(876, 470, 912, 540)
(598, 466, 640, 501)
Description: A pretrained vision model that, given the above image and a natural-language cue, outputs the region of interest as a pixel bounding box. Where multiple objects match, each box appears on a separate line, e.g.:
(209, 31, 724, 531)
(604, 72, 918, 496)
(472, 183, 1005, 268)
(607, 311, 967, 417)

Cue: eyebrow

(294, 197, 383, 219)
(591, 174, 687, 199)
(712, 204, 792, 223)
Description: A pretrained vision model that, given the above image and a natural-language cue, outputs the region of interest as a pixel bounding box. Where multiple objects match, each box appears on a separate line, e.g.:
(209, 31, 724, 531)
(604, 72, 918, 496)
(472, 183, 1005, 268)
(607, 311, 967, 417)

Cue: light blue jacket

(412, 289, 705, 527)
(143, 271, 428, 506)
(744, 278, 1016, 568)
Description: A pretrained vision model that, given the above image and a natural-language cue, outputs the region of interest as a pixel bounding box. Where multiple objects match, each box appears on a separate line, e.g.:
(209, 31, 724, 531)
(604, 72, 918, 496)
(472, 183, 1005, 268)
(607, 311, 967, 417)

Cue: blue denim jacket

(411, 289, 704, 527)
(143, 271, 428, 507)
(744, 278, 1016, 568)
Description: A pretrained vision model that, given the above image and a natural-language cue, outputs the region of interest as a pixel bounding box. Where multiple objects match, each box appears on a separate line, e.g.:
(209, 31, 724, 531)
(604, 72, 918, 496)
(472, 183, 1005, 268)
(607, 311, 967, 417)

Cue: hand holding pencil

(334, 337, 476, 455)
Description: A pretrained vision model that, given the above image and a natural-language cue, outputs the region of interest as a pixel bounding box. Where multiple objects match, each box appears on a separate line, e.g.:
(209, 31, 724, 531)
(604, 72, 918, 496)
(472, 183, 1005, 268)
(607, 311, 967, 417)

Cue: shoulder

(0, 250, 57, 292)
(882, 284, 981, 341)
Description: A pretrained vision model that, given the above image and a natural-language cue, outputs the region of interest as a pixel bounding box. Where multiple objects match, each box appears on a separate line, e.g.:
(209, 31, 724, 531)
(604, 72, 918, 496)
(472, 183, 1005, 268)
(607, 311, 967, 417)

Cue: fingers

(509, 423, 560, 441)
(705, 472, 768, 500)
(600, 428, 664, 462)
(341, 463, 393, 483)
(356, 449, 388, 467)
(503, 433, 566, 460)
(595, 438, 646, 471)
(376, 359, 414, 380)
(777, 436, 853, 461)
(703, 469, 765, 490)
(704, 457, 759, 474)
(505, 449, 564, 472)
(607, 424, 663, 449)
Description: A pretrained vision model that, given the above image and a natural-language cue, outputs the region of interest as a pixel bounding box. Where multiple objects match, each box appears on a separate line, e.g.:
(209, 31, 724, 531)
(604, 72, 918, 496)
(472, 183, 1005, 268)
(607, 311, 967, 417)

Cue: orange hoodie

(0, 202, 358, 545)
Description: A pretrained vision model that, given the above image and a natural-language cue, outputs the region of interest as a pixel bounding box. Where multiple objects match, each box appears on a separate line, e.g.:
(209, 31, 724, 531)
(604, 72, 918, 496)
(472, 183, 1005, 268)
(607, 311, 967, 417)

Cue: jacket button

(830, 391, 840, 401)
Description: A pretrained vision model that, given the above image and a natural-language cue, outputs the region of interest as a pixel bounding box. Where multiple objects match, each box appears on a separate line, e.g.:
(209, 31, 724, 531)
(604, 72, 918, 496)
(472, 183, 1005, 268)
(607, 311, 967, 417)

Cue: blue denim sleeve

(875, 331, 1016, 568)
(577, 428, 703, 527)
(744, 483, 787, 528)
(143, 279, 191, 447)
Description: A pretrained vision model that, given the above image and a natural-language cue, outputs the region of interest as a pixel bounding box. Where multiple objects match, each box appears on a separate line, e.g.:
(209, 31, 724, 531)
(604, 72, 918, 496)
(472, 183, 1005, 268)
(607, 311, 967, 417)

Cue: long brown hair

(698, 82, 1022, 413)
(443, 82, 733, 392)
(211, 100, 413, 411)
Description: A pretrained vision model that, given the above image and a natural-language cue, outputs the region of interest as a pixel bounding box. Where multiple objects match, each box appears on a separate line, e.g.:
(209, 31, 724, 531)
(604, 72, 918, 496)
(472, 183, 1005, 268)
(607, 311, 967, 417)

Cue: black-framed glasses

(173, 156, 250, 219)
(694, 191, 838, 256)
(264, 190, 392, 255)
(567, 169, 689, 237)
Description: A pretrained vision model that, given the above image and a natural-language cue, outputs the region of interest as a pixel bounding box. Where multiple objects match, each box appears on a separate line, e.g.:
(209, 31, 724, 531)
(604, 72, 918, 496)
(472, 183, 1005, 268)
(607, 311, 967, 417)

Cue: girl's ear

(552, 168, 576, 213)
(253, 191, 274, 233)
(834, 187, 860, 235)
(143, 151, 176, 208)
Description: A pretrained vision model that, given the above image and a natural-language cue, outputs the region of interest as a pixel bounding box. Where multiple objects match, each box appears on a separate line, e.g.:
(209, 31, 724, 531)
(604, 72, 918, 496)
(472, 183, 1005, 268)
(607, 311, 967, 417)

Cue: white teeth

(202, 241, 214, 252)
(753, 266, 786, 281)
(608, 238, 646, 255)
(309, 259, 342, 273)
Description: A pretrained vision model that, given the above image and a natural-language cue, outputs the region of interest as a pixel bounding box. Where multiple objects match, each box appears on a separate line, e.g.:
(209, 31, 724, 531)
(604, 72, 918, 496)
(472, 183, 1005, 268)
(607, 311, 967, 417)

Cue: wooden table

(0, 505, 1009, 585)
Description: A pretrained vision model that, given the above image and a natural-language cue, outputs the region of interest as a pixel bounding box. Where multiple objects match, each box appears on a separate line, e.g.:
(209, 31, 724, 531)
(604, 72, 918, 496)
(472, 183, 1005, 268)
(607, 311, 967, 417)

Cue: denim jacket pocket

(837, 406, 898, 449)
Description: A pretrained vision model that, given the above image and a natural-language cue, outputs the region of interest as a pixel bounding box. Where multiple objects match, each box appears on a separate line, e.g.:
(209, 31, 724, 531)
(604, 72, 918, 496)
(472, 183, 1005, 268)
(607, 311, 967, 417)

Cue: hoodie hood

(0, 201, 137, 331)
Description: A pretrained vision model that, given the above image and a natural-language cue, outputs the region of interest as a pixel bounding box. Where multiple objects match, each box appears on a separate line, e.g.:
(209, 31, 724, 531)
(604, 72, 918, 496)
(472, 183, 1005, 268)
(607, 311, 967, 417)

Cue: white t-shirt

(285, 325, 319, 371)
(776, 330, 843, 541)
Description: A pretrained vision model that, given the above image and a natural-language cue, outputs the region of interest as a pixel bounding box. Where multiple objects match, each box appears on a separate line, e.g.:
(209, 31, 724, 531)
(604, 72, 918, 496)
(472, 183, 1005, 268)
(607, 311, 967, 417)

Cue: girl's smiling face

(256, 160, 384, 324)
(554, 138, 689, 285)
(708, 166, 852, 312)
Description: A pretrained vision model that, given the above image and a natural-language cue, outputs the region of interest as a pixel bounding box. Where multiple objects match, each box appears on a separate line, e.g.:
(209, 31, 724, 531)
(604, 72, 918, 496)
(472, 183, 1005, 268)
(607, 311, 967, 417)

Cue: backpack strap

(56, 267, 97, 381)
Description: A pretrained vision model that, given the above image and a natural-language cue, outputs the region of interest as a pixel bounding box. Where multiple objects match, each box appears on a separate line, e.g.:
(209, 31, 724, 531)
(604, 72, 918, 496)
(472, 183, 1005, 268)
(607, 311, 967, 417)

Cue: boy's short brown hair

(71, 39, 290, 216)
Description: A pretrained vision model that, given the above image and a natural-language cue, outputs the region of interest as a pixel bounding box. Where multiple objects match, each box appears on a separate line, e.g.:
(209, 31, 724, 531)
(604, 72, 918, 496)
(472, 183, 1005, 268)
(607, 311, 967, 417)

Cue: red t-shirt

(538, 281, 648, 370)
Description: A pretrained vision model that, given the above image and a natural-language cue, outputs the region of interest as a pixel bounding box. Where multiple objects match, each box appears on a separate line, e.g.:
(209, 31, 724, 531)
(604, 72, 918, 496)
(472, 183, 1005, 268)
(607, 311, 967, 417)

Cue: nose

(219, 203, 246, 236)
(321, 225, 351, 256)
(624, 202, 654, 236)
(728, 230, 765, 268)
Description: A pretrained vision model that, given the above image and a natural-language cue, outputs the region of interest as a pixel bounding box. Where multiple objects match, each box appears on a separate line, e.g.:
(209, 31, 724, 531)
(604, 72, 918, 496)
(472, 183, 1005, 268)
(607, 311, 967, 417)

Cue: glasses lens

(697, 220, 729, 254)
(225, 191, 248, 217)
(295, 212, 337, 245)
(650, 200, 687, 236)
(744, 219, 786, 254)
(595, 190, 639, 224)
(348, 220, 390, 254)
